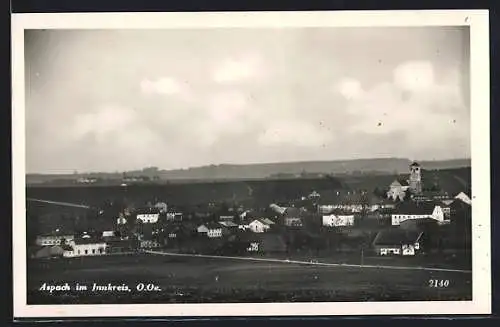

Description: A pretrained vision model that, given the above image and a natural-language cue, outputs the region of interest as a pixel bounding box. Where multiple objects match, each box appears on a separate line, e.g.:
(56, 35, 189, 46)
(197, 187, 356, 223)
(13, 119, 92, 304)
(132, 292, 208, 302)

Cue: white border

(12, 10, 491, 318)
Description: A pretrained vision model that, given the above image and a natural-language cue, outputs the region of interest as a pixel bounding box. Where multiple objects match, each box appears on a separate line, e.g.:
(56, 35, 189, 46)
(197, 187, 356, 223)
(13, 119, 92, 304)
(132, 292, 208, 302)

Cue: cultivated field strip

(27, 198, 92, 209)
(144, 250, 472, 274)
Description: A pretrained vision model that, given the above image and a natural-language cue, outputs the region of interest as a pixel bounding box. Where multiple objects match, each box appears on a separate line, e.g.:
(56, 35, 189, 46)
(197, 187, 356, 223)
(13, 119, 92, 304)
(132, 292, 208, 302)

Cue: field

(27, 253, 472, 304)
(26, 167, 470, 210)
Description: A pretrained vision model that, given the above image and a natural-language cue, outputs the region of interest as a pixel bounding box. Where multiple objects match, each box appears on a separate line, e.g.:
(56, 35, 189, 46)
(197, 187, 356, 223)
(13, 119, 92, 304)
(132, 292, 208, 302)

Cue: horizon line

(26, 156, 472, 176)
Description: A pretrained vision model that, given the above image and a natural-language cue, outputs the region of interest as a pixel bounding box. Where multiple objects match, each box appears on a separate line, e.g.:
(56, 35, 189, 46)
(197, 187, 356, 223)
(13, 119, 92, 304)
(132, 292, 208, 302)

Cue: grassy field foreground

(27, 253, 472, 304)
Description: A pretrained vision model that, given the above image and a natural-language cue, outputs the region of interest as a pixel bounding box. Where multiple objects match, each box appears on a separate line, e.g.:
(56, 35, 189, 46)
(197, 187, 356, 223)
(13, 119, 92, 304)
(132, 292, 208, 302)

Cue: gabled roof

(261, 218, 275, 225)
(410, 161, 421, 167)
(390, 178, 409, 187)
(394, 202, 437, 215)
(219, 221, 238, 227)
(74, 237, 106, 245)
(373, 229, 423, 246)
(205, 222, 223, 229)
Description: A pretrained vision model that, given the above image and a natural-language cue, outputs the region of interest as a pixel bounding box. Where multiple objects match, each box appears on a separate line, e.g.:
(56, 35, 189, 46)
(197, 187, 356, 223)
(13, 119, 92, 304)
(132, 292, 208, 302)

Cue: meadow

(27, 253, 472, 304)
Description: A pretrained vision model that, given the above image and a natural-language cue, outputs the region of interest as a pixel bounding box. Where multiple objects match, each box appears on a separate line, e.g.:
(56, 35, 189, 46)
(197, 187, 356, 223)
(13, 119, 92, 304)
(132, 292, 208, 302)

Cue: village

(29, 162, 472, 262)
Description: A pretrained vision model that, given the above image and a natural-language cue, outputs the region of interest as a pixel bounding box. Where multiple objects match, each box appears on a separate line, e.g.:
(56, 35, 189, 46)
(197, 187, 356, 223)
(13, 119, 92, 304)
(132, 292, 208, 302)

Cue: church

(386, 162, 423, 201)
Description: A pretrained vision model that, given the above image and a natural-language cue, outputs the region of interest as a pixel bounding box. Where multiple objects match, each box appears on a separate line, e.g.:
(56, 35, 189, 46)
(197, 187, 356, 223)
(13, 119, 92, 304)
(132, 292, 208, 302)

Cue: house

(219, 215, 235, 221)
(206, 222, 225, 238)
(283, 208, 303, 227)
(139, 239, 161, 249)
(248, 219, 271, 233)
(386, 179, 409, 201)
(219, 221, 239, 229)
(197, 224, 209, 234)
(269, 204, 286, 215)
(106, 238, 137, 253)
(391, 202, 446, 226)
(136, 212, 160, 224)
(32, 245, 71, 259)
(102, 231, 115, 238)
(154, 202, 168, 213)
(372, 229, 424, 256)
(35, 232, 74, 247)
(322, 214, 355, 227)
(166, 212, 183, 221)
(308, 190, 321, 200)
(455, 191, 472, 205)
(64, 238, 107, 257)
(248, 234, 287, 254)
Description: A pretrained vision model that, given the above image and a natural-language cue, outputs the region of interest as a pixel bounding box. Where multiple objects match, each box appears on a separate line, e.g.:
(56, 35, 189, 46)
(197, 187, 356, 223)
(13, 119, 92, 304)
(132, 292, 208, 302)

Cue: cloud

(393, 60, 435, 92)
(212, 55, 264, 84)
(258, 121, 333, 147)
(336, 77, 364, 100)
(140, 77, 187, 96)
(345, 61, 470, 153)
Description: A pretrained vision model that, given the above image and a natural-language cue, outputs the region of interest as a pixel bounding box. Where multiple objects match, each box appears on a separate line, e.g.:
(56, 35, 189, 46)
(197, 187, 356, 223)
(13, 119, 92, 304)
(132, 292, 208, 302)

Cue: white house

(248, 219, 271, 233)
(102, 231, 115, 238)
(269, 204, 286, 215)
(197, 224, 209, 234)
(322, 214, 355, 227)
(455, 192, 472, 205)
(206, 223, 224, 238)
(391, 203, 446, 226)
(63, 239, 107, 257)
(36, 233, 74, 246)
(166, 212, 183, 221)
(373, 230, 423, 256)
(136, 213, 159, 224)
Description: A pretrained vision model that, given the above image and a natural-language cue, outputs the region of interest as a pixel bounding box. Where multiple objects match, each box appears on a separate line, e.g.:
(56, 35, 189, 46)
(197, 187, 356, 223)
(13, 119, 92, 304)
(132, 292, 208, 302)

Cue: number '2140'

(428, 279, 450, 288)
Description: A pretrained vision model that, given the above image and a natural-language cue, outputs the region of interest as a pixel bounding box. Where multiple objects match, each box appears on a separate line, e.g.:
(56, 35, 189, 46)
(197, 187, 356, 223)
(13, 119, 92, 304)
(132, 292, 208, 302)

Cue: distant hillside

(26, 158, 471, 185)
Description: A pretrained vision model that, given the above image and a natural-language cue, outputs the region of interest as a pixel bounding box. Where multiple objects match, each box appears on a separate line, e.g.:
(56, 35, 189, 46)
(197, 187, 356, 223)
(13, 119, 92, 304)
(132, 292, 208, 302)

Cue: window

(92, 249, 96, 254)
(78, 250, 81, 255)
(85, 249, 88, 254)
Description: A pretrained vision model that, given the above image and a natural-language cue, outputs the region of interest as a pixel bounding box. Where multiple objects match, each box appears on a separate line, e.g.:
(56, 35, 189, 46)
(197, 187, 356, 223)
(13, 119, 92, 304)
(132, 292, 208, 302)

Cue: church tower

(408, 162, 422, 194)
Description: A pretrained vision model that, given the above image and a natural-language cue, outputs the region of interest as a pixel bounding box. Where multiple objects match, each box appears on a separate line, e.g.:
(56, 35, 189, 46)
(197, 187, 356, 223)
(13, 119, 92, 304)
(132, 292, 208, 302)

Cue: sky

(24, 27, 470, 174)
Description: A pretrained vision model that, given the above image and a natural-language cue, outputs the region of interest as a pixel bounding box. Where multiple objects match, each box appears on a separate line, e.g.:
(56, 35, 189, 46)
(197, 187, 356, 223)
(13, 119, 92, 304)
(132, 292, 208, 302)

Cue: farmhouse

(283, 208, 304, 227)
(35, 232, 74, 247)
(32, 244, 73, 259)
(197, 224, 209, 234)
(64, 238, 107, 257)
(241, 233, 287, 254)
(166, 212, 183, 221)
(219, 215, 235, 221)
(391, 202, 446, 226)
(219, 221, 239, 229)
(248, 219, 271, 233)
(136, 212, 160, 224)
(322, 214, 355, 227)
(206, 222, 225, 238)
(455, 191, 472, 205)
(372, 229, 423, 256)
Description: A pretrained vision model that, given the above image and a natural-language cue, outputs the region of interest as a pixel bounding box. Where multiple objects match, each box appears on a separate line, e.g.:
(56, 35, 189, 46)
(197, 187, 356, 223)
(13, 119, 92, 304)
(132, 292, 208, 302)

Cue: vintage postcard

(12, 10, 491, 318)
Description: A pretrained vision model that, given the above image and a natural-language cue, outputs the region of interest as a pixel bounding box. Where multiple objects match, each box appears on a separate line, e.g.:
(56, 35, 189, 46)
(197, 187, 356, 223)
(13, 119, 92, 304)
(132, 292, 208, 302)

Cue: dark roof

(74, 237, 106, 245)
(284, 207, 301, 217)
(394, 202, 436, 215)
(205, 222, 223, 229)
(373, 229, 422, 246)
(410, 162, 421, 167)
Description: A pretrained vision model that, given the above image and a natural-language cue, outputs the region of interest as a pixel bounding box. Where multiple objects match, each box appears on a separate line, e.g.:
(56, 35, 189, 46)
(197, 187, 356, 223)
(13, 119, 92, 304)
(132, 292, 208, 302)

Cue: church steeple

(408, 161, 422, 194)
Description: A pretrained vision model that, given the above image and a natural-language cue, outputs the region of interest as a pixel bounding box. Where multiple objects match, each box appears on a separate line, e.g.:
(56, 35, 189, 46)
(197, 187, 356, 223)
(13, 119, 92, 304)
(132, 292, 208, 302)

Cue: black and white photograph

(12, 10, 491, 318)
